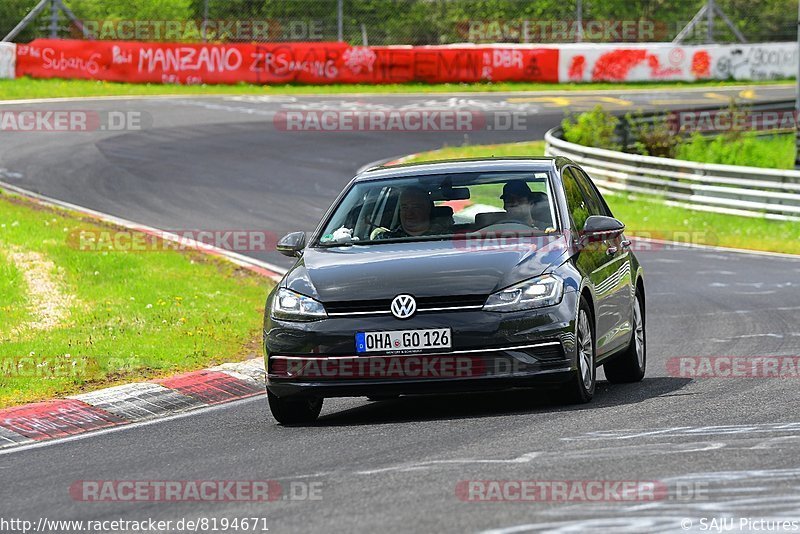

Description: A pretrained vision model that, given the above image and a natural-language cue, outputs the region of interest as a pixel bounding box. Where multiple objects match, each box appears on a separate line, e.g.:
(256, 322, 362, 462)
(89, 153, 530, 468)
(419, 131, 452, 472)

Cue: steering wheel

(364, 215, 386, 230)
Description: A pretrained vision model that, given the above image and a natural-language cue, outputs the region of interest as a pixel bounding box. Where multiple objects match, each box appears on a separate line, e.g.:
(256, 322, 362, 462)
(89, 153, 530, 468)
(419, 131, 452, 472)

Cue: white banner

(558, 42, 796, 82)
(0, 42, 16, 79)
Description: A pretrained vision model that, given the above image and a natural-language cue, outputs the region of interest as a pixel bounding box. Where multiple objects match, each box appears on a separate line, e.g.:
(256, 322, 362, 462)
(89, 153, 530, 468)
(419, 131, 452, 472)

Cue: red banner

(15, 39, 559, 85)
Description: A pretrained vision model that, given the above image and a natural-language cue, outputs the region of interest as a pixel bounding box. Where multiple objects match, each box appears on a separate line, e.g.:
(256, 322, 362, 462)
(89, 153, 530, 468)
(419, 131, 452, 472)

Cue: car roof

(355, 157, 564, 182)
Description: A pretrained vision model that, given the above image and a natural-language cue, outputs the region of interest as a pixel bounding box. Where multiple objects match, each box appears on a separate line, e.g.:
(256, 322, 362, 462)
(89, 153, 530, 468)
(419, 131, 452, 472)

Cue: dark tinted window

(561, 168, 590, 230)
(571, 167, 610, 217)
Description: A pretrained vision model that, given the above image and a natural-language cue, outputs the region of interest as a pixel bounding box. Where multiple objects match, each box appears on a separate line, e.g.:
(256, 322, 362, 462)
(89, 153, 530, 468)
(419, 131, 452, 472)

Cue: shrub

(561, 105, 621, 151)
(626, 111, 679, 158)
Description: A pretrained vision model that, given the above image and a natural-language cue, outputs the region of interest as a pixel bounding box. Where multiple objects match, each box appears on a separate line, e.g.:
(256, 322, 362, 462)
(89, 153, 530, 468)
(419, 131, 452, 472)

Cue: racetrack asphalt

(1, 84, 799, 533)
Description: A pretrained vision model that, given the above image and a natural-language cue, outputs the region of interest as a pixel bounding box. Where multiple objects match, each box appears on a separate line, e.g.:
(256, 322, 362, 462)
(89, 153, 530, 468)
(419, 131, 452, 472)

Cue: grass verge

(400, 140, 800, 255)
(0, 77, 792, 100)
(0, 190, 273, 408)
(676, 133, 795, 169)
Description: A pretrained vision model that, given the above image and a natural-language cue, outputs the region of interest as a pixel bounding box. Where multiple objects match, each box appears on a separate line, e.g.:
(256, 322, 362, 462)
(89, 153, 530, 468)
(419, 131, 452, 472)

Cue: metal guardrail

(615, 100, 798, 147)
(544, 121, 800, 222)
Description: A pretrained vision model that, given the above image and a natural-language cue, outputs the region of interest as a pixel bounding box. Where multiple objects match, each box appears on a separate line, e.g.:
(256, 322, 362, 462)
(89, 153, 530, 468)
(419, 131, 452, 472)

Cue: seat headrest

(530, 192, 547, 204)
(432, 205, 454, 219)
(475, 211, 505, 227)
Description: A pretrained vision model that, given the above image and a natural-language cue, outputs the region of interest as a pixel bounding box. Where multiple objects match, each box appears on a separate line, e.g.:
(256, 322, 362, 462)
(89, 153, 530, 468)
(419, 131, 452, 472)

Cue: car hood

(283, 236, 570, 302)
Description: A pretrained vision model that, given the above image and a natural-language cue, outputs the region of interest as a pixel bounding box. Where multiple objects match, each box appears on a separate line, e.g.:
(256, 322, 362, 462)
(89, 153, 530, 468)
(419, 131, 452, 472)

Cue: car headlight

(483, 274, 564, 312)
(271, 288, 327, 321)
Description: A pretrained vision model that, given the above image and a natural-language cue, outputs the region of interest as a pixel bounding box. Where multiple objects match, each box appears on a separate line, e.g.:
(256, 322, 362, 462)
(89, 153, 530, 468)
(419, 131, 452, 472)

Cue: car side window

(561, 168, 590, 231)
(571, 167, 610, 217)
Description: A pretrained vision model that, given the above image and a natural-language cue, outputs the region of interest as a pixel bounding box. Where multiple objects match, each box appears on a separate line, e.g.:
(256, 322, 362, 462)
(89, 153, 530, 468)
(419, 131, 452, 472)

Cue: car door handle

(606, 246, 618, 256)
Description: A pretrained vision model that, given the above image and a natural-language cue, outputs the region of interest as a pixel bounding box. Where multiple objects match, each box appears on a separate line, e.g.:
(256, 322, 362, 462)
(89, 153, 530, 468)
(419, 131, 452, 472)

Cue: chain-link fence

(1, 0, 797, 45)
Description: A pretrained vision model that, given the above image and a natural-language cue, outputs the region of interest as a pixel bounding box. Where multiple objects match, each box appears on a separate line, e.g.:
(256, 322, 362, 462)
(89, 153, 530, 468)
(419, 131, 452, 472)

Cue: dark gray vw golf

(264, 157, 646, 424)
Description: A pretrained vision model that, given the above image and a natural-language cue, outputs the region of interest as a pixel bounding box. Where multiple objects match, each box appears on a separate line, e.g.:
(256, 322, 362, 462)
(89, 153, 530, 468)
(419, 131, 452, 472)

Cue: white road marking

(563, 422, 800, 441)
(659, 305, 800, 319)
(356, 451, 541, 475)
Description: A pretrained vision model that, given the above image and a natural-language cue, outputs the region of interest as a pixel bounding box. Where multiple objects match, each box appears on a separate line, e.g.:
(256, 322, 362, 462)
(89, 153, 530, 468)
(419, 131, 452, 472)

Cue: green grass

(0, 191, 273, 407)
(0, 247, 29, 335)
(400, 140, 547, 163)
(0, 77, 792, 100)
(401, 141, 800, 255)
(676, 133, 795, 169)
(607, 193, 800, 254)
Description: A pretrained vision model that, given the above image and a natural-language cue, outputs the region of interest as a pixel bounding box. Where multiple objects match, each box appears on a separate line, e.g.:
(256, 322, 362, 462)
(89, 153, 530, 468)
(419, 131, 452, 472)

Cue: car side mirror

(276, 231, 306, 257)
(579, 216, 625, 245)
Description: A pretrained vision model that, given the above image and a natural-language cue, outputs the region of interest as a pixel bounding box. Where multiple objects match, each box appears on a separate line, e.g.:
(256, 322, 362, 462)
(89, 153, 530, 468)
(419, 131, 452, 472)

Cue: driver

(373, 187, 447, 239)
(500, 180, 536, 227)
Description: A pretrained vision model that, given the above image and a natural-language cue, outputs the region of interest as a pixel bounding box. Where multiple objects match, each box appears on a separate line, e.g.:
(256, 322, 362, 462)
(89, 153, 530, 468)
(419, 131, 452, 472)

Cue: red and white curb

(0, 161, 287, 452)
(0, 359, 266, 450)
(0, 176, 283, 451)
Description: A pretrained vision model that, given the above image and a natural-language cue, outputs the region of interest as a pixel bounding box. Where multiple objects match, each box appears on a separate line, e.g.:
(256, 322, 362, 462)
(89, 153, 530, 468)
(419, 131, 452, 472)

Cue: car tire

(267, 390, 323, 425)
(558, 296, 596, 404)
(604, 289, 646, 383)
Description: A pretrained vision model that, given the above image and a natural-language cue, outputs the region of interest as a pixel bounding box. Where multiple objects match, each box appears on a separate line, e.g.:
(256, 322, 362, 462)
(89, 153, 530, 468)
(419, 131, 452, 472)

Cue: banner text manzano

(16, 40, 558, 85)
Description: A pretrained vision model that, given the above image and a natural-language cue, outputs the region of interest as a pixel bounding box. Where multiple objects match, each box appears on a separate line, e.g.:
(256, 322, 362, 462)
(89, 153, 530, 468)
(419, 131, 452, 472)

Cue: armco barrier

(0, 42, 15, 79)
(558, 42, 796, 82)
(12, 40, 796, 85)
(545, 126, 800, 221)
(14, 40, 558, 84)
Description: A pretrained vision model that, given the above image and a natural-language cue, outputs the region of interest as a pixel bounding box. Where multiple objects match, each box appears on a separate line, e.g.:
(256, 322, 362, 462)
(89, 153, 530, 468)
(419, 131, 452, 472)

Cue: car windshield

(316, 171, 558, 246)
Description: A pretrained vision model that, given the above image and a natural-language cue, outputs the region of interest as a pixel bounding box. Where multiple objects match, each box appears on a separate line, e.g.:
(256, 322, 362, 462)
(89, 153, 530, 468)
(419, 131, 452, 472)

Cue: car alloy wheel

(558, 296, 595, 404)
(604, 289, 646, 383)
(577, 308, 593, 391)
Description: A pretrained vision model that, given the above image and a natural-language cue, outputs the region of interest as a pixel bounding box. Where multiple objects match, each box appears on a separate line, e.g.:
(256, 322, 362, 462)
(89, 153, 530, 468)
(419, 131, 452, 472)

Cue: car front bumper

(265, 290, 579, 399)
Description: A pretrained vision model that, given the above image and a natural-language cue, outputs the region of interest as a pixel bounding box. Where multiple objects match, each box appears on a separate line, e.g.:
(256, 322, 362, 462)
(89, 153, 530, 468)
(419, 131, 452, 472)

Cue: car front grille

(325, 294, 487, 316)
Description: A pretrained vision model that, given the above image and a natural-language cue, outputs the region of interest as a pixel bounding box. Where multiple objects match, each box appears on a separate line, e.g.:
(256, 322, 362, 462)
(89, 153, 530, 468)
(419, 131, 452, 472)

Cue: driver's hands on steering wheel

(370, 227, 390, 240)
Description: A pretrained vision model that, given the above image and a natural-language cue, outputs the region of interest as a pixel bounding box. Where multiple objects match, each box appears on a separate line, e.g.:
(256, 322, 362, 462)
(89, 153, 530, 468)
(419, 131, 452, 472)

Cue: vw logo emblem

(391, 294, 417, 319)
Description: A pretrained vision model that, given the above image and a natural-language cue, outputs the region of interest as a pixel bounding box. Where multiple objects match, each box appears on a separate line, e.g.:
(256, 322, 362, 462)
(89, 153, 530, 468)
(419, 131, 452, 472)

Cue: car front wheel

(267, 390, 323, 425)
(558, 296, 596, 404)
(604, 289, 646, 383)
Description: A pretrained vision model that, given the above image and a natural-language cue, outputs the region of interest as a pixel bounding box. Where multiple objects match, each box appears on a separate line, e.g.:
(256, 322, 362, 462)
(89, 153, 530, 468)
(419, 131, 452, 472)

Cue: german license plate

(356, 328, 451, 354)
